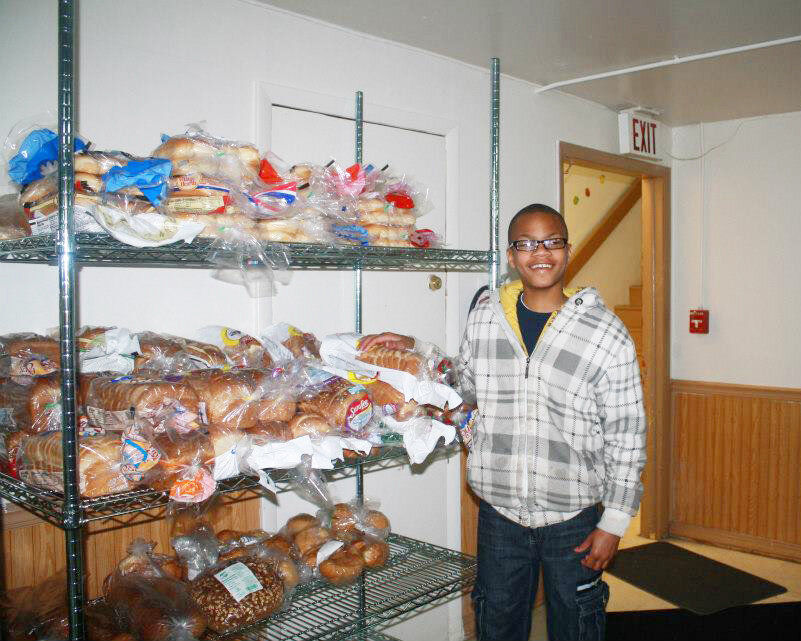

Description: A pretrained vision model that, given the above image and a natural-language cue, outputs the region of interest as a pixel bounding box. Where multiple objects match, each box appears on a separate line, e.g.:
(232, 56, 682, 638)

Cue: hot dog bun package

(319, 333, 462, 410)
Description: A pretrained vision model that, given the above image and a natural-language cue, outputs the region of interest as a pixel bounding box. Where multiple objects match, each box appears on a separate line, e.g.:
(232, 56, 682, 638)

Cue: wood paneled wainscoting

(671, 380, 801, 562)
(0, 492, 260, 597)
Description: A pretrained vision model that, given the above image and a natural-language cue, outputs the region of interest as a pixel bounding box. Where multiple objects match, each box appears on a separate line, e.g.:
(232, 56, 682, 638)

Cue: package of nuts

(188, 556, 284, 632)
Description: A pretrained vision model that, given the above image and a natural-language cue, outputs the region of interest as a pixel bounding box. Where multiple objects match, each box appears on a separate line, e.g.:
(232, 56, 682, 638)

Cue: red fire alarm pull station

(690, 309, 709, 334)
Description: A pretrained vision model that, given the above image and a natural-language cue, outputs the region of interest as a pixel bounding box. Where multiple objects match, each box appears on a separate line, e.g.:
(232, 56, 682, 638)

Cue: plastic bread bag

(0, 332, 60, 376)
(319, 333, 462, 411)
(140, 430, 215, 497)
(132, 332, 227, 373)
(3, 114, 89, 186)
(113, 538, 183, 581)
(170, 522, 220, 581)
(17, 432, 132, 497)
(77, 326, 140, 374)
(0, 193, 31, 239)
(195, 326, 274, 369)
(104, 572, 207, 641)
(187, 554, 284, 633)
(188, 368, 297, 433)
(319, 496, 391, 542)
(206, 424, 251, 481)
(207, 227, 292, 297)
(294, 366, 374, 435)
(260, 322, 321, 362)
(245, 542, 307, 598)
(152, 123, 260, 183)
(102, 157, 172, 206)
(254, 205, 337, 245)
(383, 412, 456, 464)
(88, 191, 205, 248)
(85, 373, 202, 435)
(286, 454, 334, 510)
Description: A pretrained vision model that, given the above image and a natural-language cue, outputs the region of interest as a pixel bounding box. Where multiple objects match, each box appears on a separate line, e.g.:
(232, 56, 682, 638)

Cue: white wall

(0, 1, 625, 638)
(671, 111, 801, 388)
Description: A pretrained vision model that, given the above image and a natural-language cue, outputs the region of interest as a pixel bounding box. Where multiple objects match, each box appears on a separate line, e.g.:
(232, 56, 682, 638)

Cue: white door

(267, 104, 455, 641)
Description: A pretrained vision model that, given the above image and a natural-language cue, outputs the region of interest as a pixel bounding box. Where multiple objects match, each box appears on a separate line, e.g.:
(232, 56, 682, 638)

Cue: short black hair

(507, 203, 568, 243)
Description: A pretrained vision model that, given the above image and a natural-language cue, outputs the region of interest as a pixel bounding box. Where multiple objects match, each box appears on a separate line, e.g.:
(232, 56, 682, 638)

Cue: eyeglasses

(508, 238, 568, 252)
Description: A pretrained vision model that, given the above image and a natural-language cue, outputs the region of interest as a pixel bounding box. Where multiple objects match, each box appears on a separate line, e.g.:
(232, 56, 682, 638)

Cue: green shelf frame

(0, 233, 491, 272)
(206, 533, 474, 641)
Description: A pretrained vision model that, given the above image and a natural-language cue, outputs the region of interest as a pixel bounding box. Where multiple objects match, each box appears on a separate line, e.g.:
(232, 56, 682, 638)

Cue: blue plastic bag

(7, 128, 88, 185)
(102, 158, 172, 206)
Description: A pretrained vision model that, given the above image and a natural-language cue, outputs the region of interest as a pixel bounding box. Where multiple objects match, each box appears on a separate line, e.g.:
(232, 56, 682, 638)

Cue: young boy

(360, 203, 646, 641)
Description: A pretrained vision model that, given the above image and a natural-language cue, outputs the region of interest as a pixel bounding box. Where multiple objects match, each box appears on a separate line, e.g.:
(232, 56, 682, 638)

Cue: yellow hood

(499, 280, 582, 351)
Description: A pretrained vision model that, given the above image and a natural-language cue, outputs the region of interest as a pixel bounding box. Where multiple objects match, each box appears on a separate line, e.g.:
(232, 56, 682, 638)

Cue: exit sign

(619, 111, 661, 161)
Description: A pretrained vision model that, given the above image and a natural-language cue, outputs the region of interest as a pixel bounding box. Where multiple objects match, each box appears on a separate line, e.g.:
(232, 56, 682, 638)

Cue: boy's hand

(574, 528, 621, 571)
(358, 332, 415, 352)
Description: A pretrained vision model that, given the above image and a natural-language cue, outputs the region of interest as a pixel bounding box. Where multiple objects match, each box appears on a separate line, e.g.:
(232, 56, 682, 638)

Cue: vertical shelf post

(353, 89, 367, 641)
(56, 0, 85, 639)
(489, 58, 501, 290)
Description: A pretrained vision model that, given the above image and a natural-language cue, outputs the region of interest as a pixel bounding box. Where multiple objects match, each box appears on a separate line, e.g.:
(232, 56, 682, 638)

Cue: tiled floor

(528, 511, 801, 640)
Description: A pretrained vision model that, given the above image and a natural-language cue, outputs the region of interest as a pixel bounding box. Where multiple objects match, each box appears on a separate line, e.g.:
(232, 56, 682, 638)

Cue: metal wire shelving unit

(1, 2, 501, 638)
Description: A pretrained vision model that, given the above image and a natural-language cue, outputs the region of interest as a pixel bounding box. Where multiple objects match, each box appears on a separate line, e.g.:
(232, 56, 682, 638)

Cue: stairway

(615, 285, 645, 381)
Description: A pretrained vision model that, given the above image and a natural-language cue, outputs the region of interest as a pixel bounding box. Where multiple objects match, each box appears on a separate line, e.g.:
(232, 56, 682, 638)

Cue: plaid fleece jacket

(459, 282, 646, 533)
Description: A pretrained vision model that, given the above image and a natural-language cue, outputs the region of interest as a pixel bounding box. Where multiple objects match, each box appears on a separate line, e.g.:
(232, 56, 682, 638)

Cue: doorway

(459, 142, 671, 635)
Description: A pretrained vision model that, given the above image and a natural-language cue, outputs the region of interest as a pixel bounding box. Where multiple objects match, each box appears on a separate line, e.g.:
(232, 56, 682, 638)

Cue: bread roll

(364, 509, 391, 533)
(152, 136, 260, 176)
(330, 503, 358, 541)
(146, 432, 214, 491)
(293, 525, 332, 556)
(263, 534, 293, 557)
(297, 377, 373, 433)
(74, 150, 130, 175)
(18, 432, 131, 497)
(356, 347, 424, 376)
(284, 513, 319, 537)
(319, 547, 364, 586)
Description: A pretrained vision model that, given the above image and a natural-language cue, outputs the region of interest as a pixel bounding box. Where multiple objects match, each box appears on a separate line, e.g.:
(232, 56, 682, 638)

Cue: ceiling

(261, 0, 801, 126)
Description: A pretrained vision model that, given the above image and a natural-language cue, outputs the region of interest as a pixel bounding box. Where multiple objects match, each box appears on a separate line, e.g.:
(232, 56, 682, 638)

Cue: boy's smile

(507, 211, 571, 310)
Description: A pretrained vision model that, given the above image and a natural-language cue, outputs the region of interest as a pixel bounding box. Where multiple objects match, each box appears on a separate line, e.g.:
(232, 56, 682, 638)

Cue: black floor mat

(605, 541, 787, 615)
(606, 601, 801, 641)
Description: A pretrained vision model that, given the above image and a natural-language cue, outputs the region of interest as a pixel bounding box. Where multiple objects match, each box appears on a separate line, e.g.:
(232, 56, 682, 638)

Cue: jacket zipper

(525, 355, 531, 379)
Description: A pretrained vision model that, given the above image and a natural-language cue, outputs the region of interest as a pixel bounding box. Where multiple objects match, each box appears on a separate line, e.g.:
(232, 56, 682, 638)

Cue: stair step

(629, 285, 643, 306)
(616, 305, 642, 329)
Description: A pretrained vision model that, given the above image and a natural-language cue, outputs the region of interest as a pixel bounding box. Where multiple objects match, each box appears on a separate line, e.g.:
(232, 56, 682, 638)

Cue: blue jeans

(472, 500, 609, 641)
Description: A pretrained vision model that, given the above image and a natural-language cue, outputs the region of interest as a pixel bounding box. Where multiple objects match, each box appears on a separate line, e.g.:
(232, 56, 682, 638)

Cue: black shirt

(516, 294, 551, 355)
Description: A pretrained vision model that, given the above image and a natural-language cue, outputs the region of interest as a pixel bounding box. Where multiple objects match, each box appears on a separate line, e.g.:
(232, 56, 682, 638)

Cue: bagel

(293, 525, 332, 556)
(319, 547, 364, 586)
(284, 513, 319, 537)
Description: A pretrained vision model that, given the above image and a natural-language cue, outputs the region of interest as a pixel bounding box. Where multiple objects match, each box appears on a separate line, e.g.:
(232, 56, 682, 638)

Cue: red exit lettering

(631, 118, 657, 155)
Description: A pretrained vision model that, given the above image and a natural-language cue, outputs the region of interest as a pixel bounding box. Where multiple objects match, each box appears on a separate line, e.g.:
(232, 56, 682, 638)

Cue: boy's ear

(566, 243, 573, 262)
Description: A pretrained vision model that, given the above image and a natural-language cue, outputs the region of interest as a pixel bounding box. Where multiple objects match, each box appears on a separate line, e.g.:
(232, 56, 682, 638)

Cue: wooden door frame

(558, 141, 671, 539)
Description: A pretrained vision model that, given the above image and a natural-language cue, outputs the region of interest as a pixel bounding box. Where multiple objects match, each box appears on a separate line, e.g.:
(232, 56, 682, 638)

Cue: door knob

(428, 275, 442, 291)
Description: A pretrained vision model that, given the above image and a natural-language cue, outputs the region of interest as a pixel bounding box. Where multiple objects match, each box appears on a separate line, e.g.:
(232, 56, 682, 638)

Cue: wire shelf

(207, 533, 475, 641)
(0, 234, 491, 272)
(0, 445, 459, 527)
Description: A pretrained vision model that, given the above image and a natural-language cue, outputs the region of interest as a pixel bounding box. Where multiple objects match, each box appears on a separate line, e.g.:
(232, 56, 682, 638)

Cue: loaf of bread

(17, 432, 131, 497)
(244, 420, 293, 442)
(0, 332, 60, 375)
(356, 346, 424, 376)
(86, 374, 201, 433)
(188, 368, 284, 429)
(288, 413, 334, 439)
(297, 377, 373, 433)
(189, 556, 284, 632)
(105, 574, 207, 641)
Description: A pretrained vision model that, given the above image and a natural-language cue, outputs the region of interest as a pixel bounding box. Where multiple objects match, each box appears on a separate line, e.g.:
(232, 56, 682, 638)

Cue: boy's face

(506, 212, 571, 292)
